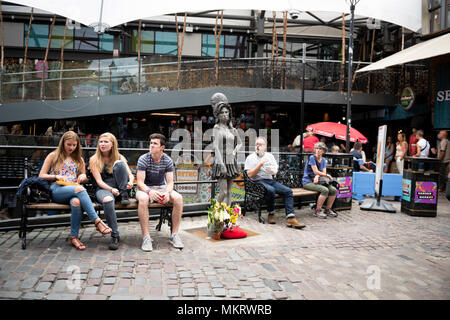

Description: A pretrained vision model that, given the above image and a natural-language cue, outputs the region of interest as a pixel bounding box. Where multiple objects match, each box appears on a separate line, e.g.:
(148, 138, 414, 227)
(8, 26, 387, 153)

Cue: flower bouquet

(207, 199, 243, 240)
(207, 199, 230, 239)
(225, 203, 242, 230)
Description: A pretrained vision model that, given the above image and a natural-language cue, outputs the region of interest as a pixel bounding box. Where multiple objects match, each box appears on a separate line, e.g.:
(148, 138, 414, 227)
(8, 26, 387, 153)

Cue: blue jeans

(94, 162, 130, 238)
(257, 179, 295, 218)
(50, 183, 99, 237)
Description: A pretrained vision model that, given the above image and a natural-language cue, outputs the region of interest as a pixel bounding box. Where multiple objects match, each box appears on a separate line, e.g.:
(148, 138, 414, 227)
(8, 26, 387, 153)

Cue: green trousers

(303, 182, 337, 197)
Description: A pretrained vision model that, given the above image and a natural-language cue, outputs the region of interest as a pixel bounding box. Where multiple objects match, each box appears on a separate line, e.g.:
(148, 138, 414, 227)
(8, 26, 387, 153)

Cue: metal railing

(0, 56, 429, 104)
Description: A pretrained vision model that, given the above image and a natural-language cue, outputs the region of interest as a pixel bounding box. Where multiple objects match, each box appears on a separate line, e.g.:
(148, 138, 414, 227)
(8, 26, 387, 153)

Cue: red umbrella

(305, 122, 368, 144)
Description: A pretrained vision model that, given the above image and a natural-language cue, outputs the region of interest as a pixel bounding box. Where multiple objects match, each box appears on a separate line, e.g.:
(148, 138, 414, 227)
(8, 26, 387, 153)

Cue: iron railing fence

(1, 57, 428, 104)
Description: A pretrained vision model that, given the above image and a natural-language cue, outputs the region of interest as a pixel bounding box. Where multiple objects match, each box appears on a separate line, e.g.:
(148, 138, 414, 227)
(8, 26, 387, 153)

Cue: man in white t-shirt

(413, 130, 430, 158)
(244, 137, 305, 229)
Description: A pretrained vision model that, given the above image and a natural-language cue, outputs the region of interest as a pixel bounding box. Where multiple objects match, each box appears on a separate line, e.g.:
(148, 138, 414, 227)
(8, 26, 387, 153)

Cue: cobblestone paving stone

(0, 195, 449, 300)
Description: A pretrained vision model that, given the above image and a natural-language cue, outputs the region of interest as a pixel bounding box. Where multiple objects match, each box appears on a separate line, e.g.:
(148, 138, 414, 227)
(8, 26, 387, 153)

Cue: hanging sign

(400, 87, 415, 110)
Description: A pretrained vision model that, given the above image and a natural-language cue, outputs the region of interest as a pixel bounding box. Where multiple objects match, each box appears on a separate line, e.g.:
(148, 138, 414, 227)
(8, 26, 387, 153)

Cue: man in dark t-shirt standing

(136, 133, 184, 251)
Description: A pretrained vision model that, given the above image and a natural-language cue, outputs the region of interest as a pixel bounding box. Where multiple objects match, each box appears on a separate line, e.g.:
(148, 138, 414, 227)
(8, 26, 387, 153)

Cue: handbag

(318, 176, 331, 186)
(318, 176, 339, 189)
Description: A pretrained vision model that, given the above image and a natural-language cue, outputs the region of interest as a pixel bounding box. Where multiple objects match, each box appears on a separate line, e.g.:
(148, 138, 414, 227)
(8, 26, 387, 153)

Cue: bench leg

(156, 207, 172, 233)
(22, 236, 27, 250)
(258, 207, 265, 224)
(168, 208, 173, 234)
(156, 211, 163, 231)
(19, 202, 28, 249)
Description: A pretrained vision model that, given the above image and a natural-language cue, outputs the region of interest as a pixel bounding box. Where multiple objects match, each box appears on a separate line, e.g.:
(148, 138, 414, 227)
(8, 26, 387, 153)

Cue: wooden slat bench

(243, 170, 319, 223)
(19, 192, 173, 250)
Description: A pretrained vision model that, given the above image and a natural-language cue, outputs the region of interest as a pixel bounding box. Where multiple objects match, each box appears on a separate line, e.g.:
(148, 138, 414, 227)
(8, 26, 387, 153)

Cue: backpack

(16, 177, 51, 203)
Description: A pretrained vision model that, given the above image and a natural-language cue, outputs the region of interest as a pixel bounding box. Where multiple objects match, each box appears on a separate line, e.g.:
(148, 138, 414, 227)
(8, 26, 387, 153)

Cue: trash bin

(401, 157, 440, 217)
(325, 153, 353, 211)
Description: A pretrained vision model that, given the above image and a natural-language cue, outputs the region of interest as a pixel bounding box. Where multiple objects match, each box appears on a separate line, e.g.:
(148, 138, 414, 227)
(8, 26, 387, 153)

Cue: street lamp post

(345, 0, 359, 152)
(300, 43, 306, 165)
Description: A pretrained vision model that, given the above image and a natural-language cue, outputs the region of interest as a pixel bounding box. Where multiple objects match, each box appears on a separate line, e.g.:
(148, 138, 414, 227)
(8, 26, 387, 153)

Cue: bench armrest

(275, 170, 303, 189)
(243, 171, 266, 200)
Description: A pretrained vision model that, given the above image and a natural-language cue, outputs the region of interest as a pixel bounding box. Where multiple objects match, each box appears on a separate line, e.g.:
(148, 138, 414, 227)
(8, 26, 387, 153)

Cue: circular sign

(400, 87, 415, 110)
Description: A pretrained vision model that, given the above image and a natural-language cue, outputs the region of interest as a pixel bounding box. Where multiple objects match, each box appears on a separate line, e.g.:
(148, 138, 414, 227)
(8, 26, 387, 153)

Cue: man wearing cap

(245, 136, 306, 229)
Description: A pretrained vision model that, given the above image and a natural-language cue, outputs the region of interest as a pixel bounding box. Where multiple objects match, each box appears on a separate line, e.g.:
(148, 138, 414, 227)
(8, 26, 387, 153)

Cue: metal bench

(242, 170, 319, 224)
(18, 186, 173, 249)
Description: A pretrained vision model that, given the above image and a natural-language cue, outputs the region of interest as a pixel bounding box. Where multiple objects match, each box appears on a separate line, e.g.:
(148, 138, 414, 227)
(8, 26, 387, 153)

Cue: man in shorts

(136, 133, 184, 251)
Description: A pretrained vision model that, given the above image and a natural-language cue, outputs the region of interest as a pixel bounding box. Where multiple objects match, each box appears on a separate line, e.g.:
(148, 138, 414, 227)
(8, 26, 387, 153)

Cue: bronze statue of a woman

(211, 93, 243, 206)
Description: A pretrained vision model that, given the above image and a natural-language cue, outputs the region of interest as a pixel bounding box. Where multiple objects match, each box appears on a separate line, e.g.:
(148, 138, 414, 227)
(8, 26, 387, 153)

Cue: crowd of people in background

(289, 127, 449, 192)
(1, 121, 449, 193)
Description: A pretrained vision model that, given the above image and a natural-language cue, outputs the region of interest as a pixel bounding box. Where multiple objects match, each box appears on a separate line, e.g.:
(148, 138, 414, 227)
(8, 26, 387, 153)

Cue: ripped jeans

(50, 183, 99, 237)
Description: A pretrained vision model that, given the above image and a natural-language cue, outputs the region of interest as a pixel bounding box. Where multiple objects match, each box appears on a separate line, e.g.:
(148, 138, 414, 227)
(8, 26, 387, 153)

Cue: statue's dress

(211, 125, 240, 179)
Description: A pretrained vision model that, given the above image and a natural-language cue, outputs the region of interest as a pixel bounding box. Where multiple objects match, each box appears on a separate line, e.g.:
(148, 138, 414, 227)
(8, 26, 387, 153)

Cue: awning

(357, 33, 450, 73)
(5, 0, 422, 32)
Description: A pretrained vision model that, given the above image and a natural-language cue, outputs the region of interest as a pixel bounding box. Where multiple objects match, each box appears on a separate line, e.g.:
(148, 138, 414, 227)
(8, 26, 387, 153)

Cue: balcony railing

(0, 56, 428, 104)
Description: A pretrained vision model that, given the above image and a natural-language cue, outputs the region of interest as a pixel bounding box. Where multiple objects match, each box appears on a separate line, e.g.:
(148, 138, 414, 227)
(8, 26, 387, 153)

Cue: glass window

(50, 25, 74, 49)
(132, 30, 155, 53)
(25, 24, 48, 48)
(202, 34, 224, 57)
(155, 31, 177, 55)
(74, 27, 99, 51)
(224, 35, 246, 58)
(99, 33, 114, 51)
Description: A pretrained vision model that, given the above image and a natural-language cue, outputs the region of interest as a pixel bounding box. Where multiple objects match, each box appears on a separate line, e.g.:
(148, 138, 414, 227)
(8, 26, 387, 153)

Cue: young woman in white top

(395, 131, 408, 174)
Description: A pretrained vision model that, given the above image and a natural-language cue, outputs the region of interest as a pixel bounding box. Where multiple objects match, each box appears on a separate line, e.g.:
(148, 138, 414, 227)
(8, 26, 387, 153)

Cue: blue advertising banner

(435, 61, 450, 129)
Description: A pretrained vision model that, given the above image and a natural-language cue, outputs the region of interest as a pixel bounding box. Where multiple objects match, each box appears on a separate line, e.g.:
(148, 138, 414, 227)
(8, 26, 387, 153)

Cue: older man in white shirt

(245, 137, 305, 229)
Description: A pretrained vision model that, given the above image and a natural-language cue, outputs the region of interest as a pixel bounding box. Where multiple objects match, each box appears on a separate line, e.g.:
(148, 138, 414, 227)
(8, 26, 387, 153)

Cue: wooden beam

(176, 12, 187, 90)
(137, 19, 141, 93)
(22, 8, 33, 101)
(214, 10, 223, 86)
(40, 13, 56, 99)
(271, 11, 277, 88)
(58, 18, 68, 101)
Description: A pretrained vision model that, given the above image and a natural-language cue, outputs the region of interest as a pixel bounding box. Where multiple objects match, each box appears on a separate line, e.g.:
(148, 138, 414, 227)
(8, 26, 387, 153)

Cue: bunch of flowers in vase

(207, 199, 243, 239)
(225, 203, 242, 230)
(207, 199, 230, 240)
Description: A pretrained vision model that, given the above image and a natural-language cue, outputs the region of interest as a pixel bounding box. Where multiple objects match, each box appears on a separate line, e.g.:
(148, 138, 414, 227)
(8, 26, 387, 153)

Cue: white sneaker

(170, 233, 184, 249)
(141, 235, 153, 252)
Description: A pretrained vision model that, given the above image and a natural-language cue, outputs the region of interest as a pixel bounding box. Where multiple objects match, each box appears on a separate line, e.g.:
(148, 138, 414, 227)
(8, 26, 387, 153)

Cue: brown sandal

(95, 219, 112, 235)
(70, 236, 86, 250)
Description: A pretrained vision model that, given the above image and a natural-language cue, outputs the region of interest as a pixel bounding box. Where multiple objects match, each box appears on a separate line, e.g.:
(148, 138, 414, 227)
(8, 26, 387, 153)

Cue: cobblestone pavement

(0, 195, 449, 300)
